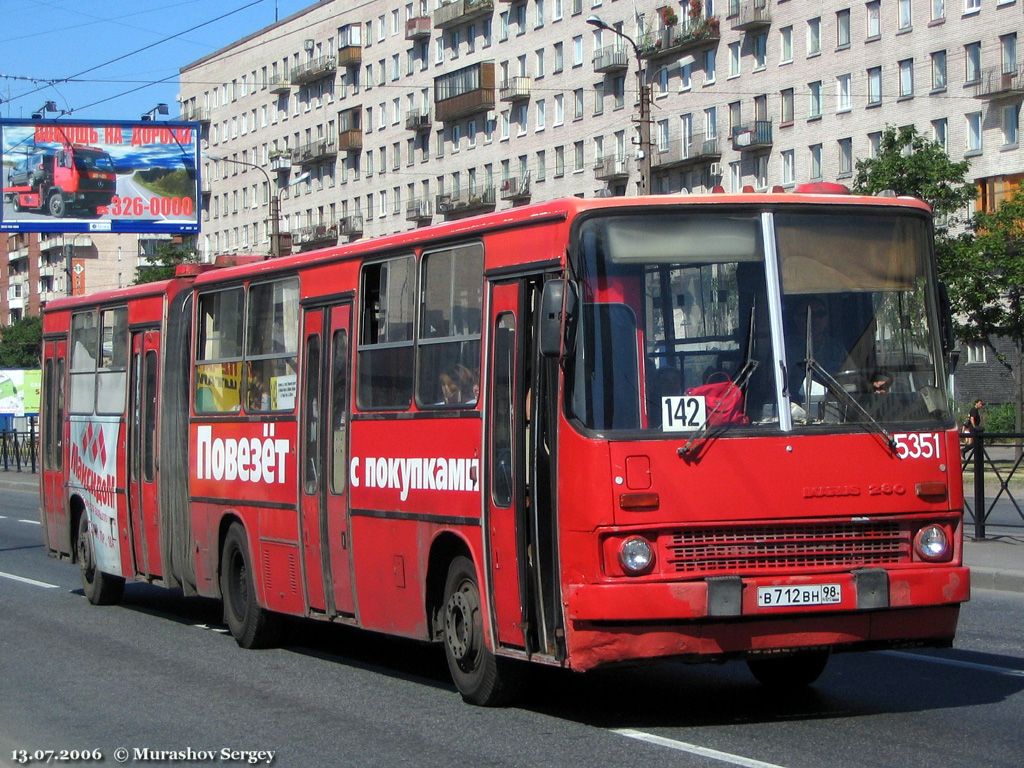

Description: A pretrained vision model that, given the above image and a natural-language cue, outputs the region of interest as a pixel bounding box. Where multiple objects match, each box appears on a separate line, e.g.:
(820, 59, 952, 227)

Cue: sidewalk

(3, 470, 1021, 593)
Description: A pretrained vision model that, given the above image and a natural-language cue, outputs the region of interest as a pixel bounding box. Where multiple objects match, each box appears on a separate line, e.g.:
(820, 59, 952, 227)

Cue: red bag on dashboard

(686, 373, 750, 426)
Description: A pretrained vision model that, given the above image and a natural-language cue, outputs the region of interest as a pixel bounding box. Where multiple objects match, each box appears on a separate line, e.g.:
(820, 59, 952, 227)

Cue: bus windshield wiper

(804, 358, 896, 452)
(679, 307, 759, 459)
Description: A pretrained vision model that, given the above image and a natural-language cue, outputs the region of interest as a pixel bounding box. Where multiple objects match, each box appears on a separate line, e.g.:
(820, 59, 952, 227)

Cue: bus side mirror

(540, 281, 565, 358)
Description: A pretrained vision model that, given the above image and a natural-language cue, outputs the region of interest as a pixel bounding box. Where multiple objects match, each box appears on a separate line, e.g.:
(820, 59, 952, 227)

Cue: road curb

(969, 567, 1024, 594)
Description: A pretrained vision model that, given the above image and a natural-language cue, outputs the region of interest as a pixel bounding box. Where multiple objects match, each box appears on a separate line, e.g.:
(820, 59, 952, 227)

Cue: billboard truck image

(1, 120, 200, 235)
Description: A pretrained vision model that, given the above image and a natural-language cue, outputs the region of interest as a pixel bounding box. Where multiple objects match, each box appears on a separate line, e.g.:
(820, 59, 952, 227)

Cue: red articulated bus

(39, 189, 970, 705)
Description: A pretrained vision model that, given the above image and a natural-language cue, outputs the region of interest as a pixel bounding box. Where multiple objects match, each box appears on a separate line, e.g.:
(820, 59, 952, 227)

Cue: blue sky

(1, 0, 313, 122)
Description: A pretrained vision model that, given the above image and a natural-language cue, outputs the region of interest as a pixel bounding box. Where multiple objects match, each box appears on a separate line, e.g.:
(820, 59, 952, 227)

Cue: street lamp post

(208, 155, 282, 257)
(587, 15, 652, 196)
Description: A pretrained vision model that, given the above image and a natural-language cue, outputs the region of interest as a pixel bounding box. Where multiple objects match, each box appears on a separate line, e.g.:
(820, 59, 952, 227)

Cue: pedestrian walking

(962, 398, 984, 455)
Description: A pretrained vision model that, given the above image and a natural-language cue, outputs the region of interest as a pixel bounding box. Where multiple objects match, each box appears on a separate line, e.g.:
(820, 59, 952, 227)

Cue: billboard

(1, 118, 201, 235)
(0, 370, 41, 416)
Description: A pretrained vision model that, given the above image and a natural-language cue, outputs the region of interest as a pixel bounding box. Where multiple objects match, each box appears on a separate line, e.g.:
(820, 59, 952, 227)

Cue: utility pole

(209, 155, 282, 257)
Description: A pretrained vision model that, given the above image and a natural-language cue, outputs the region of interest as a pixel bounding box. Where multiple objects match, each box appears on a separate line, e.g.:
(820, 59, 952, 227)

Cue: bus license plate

(757, 584, 842, 608)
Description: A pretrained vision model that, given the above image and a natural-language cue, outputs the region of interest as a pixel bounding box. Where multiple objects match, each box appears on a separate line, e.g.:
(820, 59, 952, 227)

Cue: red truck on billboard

(4, 143, 116, 217)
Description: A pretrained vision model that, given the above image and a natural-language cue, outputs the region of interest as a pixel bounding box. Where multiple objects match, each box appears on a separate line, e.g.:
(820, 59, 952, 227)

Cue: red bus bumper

(563, 566, 969, 671)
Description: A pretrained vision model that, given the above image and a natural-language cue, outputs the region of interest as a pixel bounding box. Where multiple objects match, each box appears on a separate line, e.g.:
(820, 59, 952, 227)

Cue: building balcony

(593, 45, 629, 73)
(9, 247, 29, 264)
(406, 198, 433, 222)
(434, 62, 495, 122)
(499, 76, 531, 102)
(338, 215, 364, 237)
(973, 64, 1024, 100)
(594, 155, 632, 182)
(291, 138, 338, 164)
(338, 43, 362, 69)
(200, 178, 211, 197)
(293, 222, 339, 247)
(406, 16, 432, 40)
(729, 0, 771, 32)
(269, 151, 292, 173)
(179, 105, 211, 124)
(38, 235, 63, 252)
(405, 108, 432, 132)
(268, 74, 291, 94)
(436, 186, 496, 216)
(337, 127, 363, 152)
(499, 174, 531, 201)
(652, 131, 721, 171)
(291, 56, 337, 85)
(732, 120, 773, 152)
(433, 0, 494, 30)
(640, 18, 721, 60)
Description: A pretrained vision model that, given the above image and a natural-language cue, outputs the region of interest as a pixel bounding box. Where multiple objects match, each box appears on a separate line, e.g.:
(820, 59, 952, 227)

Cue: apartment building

(0, 232, 174, 322)
(169, 0, 1019, 257)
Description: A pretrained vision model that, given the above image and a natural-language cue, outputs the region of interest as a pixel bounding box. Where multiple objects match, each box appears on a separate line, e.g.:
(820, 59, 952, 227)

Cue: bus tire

(47, 190, 67, 218)
(220, 523, 282, 649)
(76, 513, 124, 606)
(747, 650, 830, 688)
(442, 555, 517, 706)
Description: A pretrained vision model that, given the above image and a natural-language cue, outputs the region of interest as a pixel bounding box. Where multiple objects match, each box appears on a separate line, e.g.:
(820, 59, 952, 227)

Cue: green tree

(134, 240, 199, 284)
(851, 125, 974, 236)
(944, 191, 1024, 429)
(0, 315, 42, 368)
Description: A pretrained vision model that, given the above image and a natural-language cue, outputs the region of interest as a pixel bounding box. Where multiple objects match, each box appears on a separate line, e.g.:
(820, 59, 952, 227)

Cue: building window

(868, 131, 882, 157)
(573, 35, 583, 66)
(836, 9, 851, 49)
(898, 0, 912, 30)
(575, 87, 586, 118)
(704, 48, 716, 83)
(1001, 34, 1018, 76)
(782, 149, 795, 185)
(808, 81, 822, 119)
(1003, 104, 1020, 147)
(729, 42, 741, 77)
(964, 0, 980, 13)
(867, 66, 882, 105)
(866, 2, 880, 39)
(899, 59, 914, 98)
(807, 17, 821, 56)
(780, 88, 794, 125)
(753, 33, 767, 70)
(838, 137, 853, 177)
(573, 140, 584, 172)
(931, 0, 945, 21)
(836, 74, 851, 112)
(965, 111, 982, 154)
(809, 144, 822, 180)
(931, 119, 948, 151)
(966, 341, 986, 365)
(932, 51, 947, 91)
(553, 42, 564, 73)
(965, 42, 981, 84)
(780, 26, 793, 64)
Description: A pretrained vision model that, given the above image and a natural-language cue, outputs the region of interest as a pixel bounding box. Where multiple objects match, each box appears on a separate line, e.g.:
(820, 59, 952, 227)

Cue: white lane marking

(0, 571, 60, 589)
(884, 650, 1024, 678)
(613, 729, 789, 768)
(17, 519, 40, 525)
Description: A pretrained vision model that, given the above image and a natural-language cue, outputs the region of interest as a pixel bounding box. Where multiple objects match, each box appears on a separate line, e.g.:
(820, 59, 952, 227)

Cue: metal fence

(962, 432, 1024, 539)
(0, 419, 38, 474)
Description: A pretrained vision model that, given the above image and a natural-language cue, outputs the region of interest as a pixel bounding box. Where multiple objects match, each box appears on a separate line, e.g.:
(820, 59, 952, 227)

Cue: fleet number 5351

(892, 432, 941, 460)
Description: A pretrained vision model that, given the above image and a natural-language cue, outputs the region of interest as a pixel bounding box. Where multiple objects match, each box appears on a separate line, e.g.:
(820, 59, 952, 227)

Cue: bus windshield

(569, 208, 951, 435)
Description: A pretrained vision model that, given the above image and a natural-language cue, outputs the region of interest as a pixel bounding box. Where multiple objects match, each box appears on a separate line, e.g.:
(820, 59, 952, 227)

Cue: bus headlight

(914, 525, 950, 562)
(618, 537, 655, 575)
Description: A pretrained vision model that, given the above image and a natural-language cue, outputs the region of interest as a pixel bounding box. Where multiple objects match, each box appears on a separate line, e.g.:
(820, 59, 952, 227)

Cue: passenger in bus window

(247, 365, 270, 411)
(440, 364, 478, 405)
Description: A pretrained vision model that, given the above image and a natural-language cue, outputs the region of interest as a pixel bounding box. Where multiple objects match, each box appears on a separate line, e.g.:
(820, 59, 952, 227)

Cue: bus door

(300, 303, 355, 617)
(41, 339, 68, 555)
(486, 277, 564, 659)
(127, 329, 161, 577)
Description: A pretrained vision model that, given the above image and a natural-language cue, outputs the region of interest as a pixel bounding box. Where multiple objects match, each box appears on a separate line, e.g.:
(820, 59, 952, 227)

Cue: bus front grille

(664, 522, 911, 576)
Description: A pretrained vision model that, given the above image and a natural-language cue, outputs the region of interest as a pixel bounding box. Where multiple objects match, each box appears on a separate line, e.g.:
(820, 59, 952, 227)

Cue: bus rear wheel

(76, 513, 124, 606)
(442, 556, 517, 706)
(747, 650, 830, 688)
(220, 523, 281, 649)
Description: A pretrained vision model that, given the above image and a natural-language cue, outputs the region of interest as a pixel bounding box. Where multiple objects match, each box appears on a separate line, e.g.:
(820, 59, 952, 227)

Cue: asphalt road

(1, 485, 1022, 768)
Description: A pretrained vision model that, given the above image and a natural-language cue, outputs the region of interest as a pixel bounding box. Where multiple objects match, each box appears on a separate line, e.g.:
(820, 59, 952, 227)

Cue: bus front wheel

(747, 650, 830, 688)
(442, 556, 517, 706)
(220, 523, 282, 649)
(76, 513, 124, 606)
